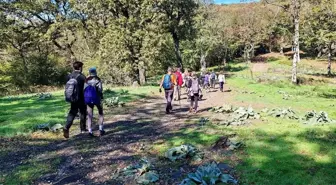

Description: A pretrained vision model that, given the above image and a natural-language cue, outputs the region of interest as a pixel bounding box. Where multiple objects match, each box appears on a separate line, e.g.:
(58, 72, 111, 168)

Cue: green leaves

(180, 162, 238, 185)
(265, 108, 299, 120)
(165, 144, 203, 162)
(120, 158, 159, 184)
(303, 111, 335, 125)
(136, 171, 160, 184)
(104, 97, 125, 108)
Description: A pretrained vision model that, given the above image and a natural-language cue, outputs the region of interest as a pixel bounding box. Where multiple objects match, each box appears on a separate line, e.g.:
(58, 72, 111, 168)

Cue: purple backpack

(84, 85, 100, 105)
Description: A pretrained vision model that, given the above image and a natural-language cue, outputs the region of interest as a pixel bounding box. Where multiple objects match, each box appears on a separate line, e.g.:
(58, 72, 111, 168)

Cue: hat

(89, 67, 97, 76)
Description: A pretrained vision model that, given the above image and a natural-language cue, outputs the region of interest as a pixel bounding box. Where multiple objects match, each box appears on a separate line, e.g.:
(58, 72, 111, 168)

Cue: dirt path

(0, 87, 236, 185)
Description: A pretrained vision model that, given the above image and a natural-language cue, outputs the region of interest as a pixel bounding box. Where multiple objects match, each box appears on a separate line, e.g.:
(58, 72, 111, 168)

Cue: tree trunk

(317, 45, 323, 58)
(328, 44, 332, 76)
(138, 61, 146, 85)
(244, 44, 253, 63)
(291, 0, 300, 84)
(280, 46, 284, 55)
(171, 31, 183, 69)
(200, 54, 206, 72)
(251, 44, 255, 58)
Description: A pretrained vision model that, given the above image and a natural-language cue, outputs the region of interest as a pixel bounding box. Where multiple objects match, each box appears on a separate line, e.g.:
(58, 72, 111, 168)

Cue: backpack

(190, 78, 200, 94)
(65, 74, 80, 103)
(204, 75, 210, 83)
(84, 84, 100, 105)
(211, 73, 216, 79)
(162, 74, 172, 90)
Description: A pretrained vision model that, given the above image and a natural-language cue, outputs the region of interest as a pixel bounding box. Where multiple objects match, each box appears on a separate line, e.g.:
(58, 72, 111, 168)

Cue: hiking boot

(89, 132, 95, 137)
(99, 130, 106, 136)
(63, 128, 69, 139)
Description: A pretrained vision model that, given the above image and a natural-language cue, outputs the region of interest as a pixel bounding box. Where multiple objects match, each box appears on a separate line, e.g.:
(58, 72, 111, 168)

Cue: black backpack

(65, 74, 80, 103)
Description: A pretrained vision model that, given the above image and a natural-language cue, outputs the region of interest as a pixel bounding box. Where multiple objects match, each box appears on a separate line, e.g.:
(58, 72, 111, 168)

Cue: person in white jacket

(218, 71, 226, 92)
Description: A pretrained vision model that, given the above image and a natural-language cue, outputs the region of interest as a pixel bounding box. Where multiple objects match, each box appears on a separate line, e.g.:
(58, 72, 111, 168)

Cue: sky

(214, 0, 258, 4)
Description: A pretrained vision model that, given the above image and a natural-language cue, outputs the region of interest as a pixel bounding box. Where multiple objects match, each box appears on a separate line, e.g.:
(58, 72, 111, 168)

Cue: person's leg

(169, 90, 174, 110)
(87, 104, 94, 135)
(165, 90, 170, 113)
(220, 82, 224, 92)
(177, 85, 181, 100)
(194, 94, 199, 112)
(190, 95, 194, 112)
(64, 103, 79, 138)
(79, 101, 87, 132)
(97, 104, 105, 135)
(174, 86, 178, 101)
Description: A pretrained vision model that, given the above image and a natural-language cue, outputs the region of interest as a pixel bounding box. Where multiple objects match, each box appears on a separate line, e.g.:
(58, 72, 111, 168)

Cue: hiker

(63, 61, 87, 138)
(210, 71, 217, 88)
(188, 72, 202, 113)
(218, 71, 226, 92)
(84, 67, 105, 137)
(204, 72, 211, 92)
(160, 67, 177, 114)
(174, 67, 183, 101)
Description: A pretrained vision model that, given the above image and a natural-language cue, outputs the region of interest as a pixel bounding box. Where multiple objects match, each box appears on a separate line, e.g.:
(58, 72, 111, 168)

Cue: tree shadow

(236, 129, 336, 185)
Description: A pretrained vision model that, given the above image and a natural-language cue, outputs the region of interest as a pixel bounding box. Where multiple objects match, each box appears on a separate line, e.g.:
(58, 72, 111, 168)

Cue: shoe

(80, 130, 87, 134)
(189, 108, 194, 113)
(89, 132, 95, 137)
(99, 130, 106, 136)
(63, 128, 69, 139)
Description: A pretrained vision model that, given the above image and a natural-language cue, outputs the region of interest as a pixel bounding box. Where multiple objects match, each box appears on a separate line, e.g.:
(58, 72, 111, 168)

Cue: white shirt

(218, 74, 225, 83)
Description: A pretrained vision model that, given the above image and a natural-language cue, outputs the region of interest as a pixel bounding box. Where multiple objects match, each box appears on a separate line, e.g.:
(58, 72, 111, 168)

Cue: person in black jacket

(63, 61, 87, 138)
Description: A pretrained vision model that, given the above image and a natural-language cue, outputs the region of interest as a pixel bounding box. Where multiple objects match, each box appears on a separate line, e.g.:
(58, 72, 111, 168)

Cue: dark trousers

(165, 89, 174, 112)
(219, 82, 224, 92)
(210, 79, 216, 88)
(65, 101, 87, 131)
(190, 93, 199, 111)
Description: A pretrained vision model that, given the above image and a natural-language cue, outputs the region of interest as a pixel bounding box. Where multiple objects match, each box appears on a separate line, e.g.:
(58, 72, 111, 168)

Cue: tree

(264, 0, 302, 83)
(158, 0, 199, 70)
(302, 0, 336, 75)
(232, 3, 270, 63)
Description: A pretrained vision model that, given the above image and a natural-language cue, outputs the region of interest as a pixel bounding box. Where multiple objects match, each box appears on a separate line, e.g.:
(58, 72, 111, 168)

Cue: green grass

(153, 60, 336, 185)
(0, 86, 157, 137)
(3, 152, 61, 185)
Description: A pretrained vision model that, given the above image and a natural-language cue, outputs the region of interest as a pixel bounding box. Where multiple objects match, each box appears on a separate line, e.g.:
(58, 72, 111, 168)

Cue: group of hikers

(63, 62, 226, 138)
(63, 61, 105, 138)
(160, 67, 226, 114)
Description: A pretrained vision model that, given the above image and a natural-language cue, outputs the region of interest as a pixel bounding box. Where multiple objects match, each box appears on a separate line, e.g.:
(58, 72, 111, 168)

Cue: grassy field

(1, 56, 336, 184)
(0, 86, 157, 137)
(152, 58, 336, 185)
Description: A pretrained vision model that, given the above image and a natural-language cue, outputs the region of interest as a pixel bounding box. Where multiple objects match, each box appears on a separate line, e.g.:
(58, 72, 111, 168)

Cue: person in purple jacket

(203, 72, 211, 92)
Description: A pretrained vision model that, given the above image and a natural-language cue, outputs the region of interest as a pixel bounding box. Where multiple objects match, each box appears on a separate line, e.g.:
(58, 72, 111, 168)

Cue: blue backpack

(84, 85, 100, 105)
(162, 74, 172, 90)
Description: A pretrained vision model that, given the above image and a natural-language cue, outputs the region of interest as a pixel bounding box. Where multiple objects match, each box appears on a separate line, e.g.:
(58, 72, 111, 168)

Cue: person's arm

(159, 76, 164, 89)
(97, 79, 103, 99)
(223, 75, 226, 84)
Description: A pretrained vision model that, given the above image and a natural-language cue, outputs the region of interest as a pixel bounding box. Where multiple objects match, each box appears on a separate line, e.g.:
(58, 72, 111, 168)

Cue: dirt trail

(0, 87, 235, 185)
